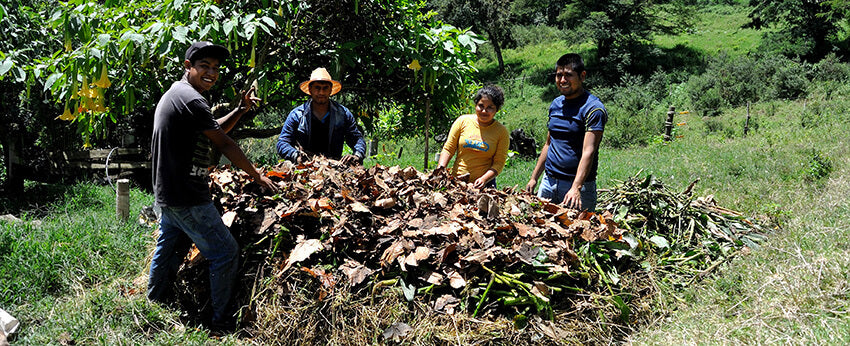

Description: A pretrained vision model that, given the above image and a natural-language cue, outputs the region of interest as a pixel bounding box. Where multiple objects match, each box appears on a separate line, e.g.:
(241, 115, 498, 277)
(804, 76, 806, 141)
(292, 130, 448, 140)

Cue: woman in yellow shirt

(437, 85, 510, 189)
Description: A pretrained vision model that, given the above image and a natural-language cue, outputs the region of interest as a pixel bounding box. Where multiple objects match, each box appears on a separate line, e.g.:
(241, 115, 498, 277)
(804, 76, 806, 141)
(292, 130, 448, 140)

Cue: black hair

(556, 53, 585, 74)
(473, 85, 505, 110)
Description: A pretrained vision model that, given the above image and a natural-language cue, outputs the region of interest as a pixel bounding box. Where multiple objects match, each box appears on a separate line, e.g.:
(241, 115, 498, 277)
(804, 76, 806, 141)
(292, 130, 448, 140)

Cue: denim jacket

(276, 100, 366, 161)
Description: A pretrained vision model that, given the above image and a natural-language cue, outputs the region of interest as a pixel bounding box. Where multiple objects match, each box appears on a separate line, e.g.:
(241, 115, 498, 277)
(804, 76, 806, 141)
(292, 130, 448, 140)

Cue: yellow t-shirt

(442, 114, 510, 181)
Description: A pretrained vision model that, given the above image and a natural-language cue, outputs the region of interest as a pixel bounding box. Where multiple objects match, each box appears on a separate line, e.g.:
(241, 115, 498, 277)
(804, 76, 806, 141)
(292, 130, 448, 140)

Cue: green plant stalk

(473, 273, 496, 317)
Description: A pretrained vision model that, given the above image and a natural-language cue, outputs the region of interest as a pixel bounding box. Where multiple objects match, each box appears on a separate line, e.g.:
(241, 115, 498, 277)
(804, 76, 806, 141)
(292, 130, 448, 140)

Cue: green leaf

(649, 235, 669, 249)
(611, 295, 630, 322)
(512, 314, 528, 329)
(44, 72, 62, 92)
(97, 33, 110, 46)
(260, 16, 276, 29)
(173, 26, 189, 43)
(399, 278, 415, 302)
(223, 18, 236, 36)
(0, 58, 13, 77)
(12, 66, 25, 82)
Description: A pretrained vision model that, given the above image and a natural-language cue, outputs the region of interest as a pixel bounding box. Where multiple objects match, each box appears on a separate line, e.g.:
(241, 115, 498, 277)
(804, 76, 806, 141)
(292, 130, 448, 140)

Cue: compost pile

(172, 158, 768, 343)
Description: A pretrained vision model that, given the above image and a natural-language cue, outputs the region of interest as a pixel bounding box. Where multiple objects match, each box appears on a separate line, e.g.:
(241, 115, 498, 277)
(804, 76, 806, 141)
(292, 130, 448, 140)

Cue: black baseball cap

(184, 41, 229, 63)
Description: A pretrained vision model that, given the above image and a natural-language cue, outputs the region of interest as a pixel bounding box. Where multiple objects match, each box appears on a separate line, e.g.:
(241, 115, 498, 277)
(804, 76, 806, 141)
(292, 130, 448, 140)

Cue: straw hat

(299, 68, 342, 96)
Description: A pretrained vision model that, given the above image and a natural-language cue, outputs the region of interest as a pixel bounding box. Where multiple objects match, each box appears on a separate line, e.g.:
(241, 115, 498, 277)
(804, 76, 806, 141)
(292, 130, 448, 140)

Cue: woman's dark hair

(473, 85, 505, 110)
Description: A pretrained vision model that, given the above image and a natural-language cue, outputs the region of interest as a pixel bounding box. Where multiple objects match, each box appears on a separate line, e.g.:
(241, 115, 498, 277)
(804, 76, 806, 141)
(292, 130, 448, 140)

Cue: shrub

(804, 149, 833, 182)
(510, 25, 567, 47)
(812, 53, 850, 83)
(596, 74, 667, 148)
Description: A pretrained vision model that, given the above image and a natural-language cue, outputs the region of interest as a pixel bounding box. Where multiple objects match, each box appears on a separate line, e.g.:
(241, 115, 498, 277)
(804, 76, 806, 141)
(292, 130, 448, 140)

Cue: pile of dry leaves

(170, 158, 765, 343)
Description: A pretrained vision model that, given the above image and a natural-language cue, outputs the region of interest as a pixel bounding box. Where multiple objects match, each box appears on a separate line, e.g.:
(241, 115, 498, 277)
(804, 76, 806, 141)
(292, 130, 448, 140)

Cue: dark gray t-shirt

(151, 80, 220, 207)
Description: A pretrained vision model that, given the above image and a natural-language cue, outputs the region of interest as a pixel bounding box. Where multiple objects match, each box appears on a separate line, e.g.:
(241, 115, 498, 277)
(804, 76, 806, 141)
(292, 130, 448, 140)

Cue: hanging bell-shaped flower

(407, 59, 422, 71)
(57, 106, 76, 121)
(94, 64, 111, 89)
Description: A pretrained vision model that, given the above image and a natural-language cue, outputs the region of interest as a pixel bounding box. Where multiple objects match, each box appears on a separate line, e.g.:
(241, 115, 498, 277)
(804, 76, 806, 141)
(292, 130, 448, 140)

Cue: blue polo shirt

(544, 91, 607, 182)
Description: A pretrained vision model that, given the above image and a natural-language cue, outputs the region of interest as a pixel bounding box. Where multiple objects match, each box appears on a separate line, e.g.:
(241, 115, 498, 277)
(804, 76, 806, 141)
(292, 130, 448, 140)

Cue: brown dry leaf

(432, 192, 448, 209)
(447, 271, 466, 289)
(283, 239, 323, 272)
(408, 218, 424, 229)
(378, 219, 403, 235)
(403, 247, 430, 268)
(221, 211, 237, 227)
(420, 270, 445, 285)
(513, 222, 537, 238)
(380, 240, 406, 268)
(516, 242, 540, 264)
(438, 243, 457, 264)
(382, 322, 413, 342)
(340, 260, 374, 285)
(434, 294, 460, 313)
(462, 250, 489, 264)
(301, 267, 335, 300)
(259, 208, 279, 234)
(279, 200, 303, 218)
(374, 198, 396, 208)
(531, 281, 551, 302)
(187, 245, 204, 267)
(216, 170, 234, 185)
(449, 203, 465, 219)
(349, 201, 371, 214)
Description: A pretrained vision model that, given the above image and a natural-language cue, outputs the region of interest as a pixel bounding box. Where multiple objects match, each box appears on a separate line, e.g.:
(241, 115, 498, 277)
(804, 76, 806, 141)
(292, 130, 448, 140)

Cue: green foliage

(564, 0, 693, 83)
(803, 149, 834, 182)
(594, 73, 669, 148)
(7, 0, 481, 154)
(685, 53, 810, 115)
(746, 0, 845, 60)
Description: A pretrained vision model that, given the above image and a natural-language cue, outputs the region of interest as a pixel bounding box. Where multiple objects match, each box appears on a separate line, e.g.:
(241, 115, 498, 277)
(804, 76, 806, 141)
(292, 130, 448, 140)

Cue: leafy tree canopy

(1, 0, 482, 151)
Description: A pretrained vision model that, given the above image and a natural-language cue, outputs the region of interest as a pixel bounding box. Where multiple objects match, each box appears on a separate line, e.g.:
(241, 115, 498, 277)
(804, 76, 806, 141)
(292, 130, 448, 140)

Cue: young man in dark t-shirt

(525, 53, 608, 211)
(148, 41, 276, 331)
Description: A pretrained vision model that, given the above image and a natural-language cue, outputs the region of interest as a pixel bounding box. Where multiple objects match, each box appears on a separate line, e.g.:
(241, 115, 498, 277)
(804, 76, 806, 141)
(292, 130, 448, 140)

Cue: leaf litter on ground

(167, 158, 768, 343)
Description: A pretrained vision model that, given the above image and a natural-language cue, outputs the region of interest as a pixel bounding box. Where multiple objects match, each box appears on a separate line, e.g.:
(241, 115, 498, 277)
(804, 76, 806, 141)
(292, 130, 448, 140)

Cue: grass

(654, 4, 763, 58)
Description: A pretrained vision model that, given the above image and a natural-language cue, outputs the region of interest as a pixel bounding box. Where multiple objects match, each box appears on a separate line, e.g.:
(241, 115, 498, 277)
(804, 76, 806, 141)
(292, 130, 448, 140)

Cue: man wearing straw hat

(276, 67, 366, 165)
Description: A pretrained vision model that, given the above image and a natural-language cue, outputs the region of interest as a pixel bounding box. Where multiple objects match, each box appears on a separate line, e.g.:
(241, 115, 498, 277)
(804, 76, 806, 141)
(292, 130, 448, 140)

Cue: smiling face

(555, 65, 586, 99)
(475, 95, 499, 125)
(184, 57, 221, 92)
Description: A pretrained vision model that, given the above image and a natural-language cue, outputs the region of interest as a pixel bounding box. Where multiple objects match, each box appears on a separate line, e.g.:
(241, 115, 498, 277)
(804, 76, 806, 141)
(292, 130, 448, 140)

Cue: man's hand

(255, 175, 278, 194)
(340, 154, 362, 166)
(562, 187, 582, 210)
(525, 179, 537, 194)
(239, 86, 262, 112)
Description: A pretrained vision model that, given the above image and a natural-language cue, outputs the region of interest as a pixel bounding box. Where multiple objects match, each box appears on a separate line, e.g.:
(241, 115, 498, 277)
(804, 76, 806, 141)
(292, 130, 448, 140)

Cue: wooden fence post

(423, 96, 431, 170)
(743, 101, 751, 136)
(116, 179, 130, 221)
(663, 106, 676, 141)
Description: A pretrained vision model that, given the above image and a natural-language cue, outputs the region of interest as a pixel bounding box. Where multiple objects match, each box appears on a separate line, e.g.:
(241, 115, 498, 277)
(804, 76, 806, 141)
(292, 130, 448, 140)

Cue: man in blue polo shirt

(525, 53, 608, 211)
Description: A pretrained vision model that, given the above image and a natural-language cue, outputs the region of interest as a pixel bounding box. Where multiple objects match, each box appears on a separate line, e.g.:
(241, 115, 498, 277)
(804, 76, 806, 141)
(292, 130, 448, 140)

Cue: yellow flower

(94, 65, 111, 89)
(57, 107, 76, 121)
(408, 59, 421, 71)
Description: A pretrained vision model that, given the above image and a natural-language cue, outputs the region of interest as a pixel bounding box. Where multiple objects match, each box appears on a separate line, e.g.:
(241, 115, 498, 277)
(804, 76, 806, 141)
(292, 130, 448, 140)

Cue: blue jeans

(147, 202, 239, 323)
(537, 173, 598, 211)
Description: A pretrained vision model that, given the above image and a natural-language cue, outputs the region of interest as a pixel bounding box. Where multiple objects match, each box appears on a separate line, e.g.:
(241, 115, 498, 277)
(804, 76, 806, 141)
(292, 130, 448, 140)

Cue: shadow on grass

(0, 182, 105, 218)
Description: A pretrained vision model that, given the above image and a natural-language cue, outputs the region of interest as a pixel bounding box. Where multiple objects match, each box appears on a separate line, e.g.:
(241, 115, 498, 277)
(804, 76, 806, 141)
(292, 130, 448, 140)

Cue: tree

(747, 0, 845, 60)
(1, 0, 481, 188)
(428, 0, 513, 74)
(560, 0, 691, 83)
